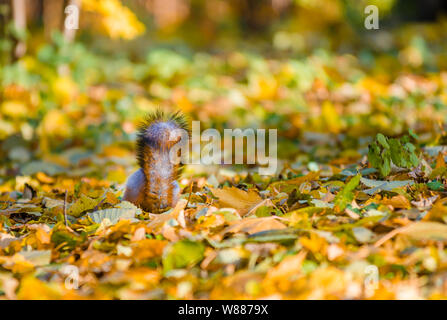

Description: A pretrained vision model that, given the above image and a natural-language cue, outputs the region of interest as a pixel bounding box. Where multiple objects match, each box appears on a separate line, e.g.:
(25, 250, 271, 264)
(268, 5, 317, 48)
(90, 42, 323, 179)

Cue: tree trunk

(43, 0, 64, 41)
(12, 0, 26, 58)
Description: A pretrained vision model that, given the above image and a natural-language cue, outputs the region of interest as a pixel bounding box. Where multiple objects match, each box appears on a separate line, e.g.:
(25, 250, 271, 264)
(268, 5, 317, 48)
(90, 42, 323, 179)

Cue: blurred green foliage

(0, 0, 447, 181)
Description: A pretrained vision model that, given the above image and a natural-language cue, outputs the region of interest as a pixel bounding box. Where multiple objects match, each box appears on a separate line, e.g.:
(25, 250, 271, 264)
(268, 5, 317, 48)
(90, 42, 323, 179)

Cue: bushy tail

(136, 110, 189, 212)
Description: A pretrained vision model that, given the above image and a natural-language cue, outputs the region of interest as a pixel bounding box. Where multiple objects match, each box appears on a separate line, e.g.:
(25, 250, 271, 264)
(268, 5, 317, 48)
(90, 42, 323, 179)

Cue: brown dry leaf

(146, 199, 187, 233)
(217, 216, 287, 240)
(435, 152, 446, 168)
(380, 194, 411, 209)
(268, 171, 320, 192)
(210, 186, 264, 216)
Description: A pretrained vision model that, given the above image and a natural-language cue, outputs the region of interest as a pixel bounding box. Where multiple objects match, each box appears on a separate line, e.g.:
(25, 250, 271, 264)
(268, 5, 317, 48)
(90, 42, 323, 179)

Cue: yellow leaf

(102, 145, 130, 157)
(266, 251, 307, 280)
(40, 109, 72, 138)
(425, 200, 447, 221)
(300, 233, 327, 253)
(210, 187, 263, 216)
(82, 0, 145, 39)
(380, 194, 410, 209)
(263, 250, 307, 293)
(249, 74, 278, 100)
(309, 267, 346, 297)
(436, 152, 446, 168)
(218, 216, 286, 239)
(36, 172, 55, 184)
(52, 76, 78, 105)
(68, 194, 101, 217)
(322, 101, 341, 134)
(269, 171, 320, 193)
(17, 276, 62, 300)
(106, 168, 127, 184)
(1, 100, 29, 118)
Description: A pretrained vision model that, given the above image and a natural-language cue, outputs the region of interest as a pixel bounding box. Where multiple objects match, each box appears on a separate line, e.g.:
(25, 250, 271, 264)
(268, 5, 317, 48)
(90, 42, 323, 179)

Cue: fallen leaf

(147, 199, 187, 232)
(218, 217, 287, 240)
(210, 187, 264, 216)
(381, 194, 411, 209)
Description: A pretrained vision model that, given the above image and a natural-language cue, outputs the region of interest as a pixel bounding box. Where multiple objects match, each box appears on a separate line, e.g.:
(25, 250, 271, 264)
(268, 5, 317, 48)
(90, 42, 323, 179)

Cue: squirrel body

(123, 111, 189, 213)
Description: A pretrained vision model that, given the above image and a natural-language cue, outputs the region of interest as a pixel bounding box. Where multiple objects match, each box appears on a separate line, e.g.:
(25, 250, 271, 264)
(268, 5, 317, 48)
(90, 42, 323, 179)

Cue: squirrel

(123, 110, 190, 213)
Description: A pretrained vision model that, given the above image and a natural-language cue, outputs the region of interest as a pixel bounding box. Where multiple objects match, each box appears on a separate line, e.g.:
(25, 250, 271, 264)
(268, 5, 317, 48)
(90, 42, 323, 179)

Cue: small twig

(64, 190, 68, 227)
(374, 226, 407, 248)
(93, 190, 107, 211)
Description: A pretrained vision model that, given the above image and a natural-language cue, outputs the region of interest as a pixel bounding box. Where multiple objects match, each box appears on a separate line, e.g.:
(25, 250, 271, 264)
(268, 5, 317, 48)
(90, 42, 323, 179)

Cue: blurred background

(0, 0, 447, 189)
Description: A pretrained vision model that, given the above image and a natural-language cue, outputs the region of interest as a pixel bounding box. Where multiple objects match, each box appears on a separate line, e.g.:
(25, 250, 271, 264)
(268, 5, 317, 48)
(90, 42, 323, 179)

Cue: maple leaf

(210, 187, 267, 216)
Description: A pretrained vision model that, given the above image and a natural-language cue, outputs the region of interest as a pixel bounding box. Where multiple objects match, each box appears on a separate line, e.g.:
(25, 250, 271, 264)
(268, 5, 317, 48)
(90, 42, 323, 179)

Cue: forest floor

(1, 37, 447, 299)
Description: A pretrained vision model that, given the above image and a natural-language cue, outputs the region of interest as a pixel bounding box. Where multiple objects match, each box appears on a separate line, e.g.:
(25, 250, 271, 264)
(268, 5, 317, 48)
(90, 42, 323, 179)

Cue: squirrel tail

(135, 110, 189, 212)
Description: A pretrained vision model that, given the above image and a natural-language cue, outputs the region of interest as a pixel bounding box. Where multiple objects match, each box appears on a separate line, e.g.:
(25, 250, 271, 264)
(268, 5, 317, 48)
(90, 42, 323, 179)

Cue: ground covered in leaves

(2, 26, 447, 299)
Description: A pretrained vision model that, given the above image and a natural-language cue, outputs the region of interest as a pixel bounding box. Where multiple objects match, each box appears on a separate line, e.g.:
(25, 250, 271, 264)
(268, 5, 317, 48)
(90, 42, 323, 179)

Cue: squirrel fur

(123, 110, 189, 213)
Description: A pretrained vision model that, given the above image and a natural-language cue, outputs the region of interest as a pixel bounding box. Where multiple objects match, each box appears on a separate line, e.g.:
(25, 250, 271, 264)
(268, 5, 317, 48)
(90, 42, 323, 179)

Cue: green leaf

(427, 180, 444, 191)
(51, 225, 84, 250)
(368, 143, 381, 169)
(381, 153, 391, 177)
(376, 133, 390, 149)
(247, 229, 299, 242)
(389, 138, 402, 167)
(162, 240, 205, 272)
(255, 205, 273, 217)
(368, 134, 419, 177)
(334, 174, 360, 212)
(69, 194, 100, 218)
(408, 129, 419, 140)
